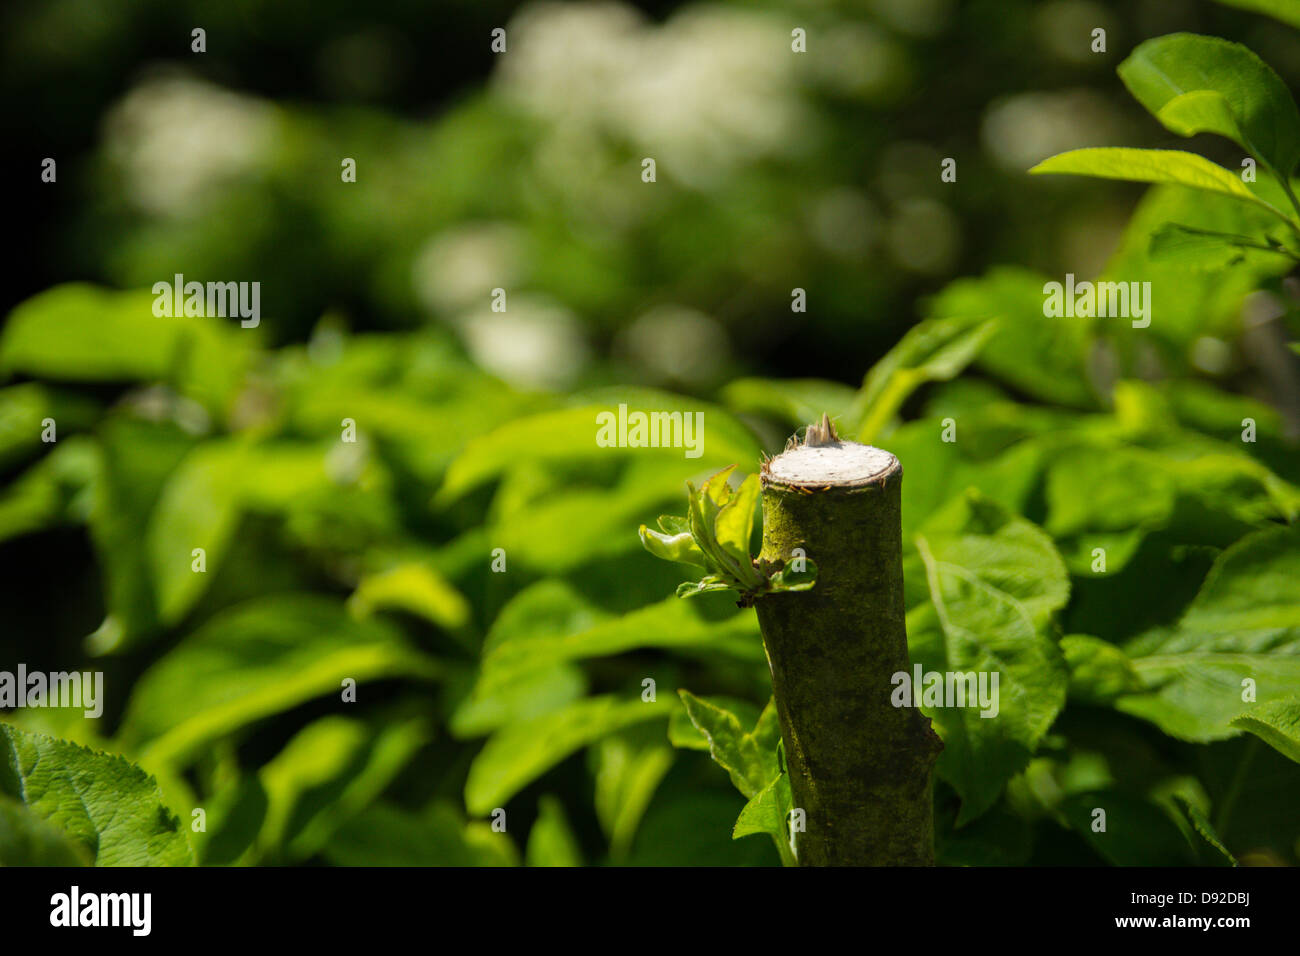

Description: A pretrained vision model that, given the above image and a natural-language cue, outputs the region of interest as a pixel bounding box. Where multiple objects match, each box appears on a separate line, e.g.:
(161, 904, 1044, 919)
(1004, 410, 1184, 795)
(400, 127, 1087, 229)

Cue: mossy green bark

(756, 448, 942, 866)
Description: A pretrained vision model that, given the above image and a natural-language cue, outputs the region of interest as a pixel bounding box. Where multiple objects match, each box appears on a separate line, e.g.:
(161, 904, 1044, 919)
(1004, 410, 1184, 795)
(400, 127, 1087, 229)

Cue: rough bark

(756, 432, 942, 866)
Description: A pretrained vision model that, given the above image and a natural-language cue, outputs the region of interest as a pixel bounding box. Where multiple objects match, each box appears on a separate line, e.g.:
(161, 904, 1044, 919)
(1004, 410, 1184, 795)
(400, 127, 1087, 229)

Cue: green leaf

(464, 695, 672, 815)
(451, 661, 587, 739)
(720, 378, 857, 431)
(640, 463, 817, 601)
(1117, 526, 1300, 741)
(257, 718, 368, 856)
(348, 561, 472, 633)
(1171, 794, 1237, 866)
(886, 416, 1047, 543)
(691, 466, 736, 558)
(621, 786, 779, 866)
(591, 733, 674, 861)
(436, 388, 759, 502)
(0, 284, 254, 412)
(1212, 0, 1300, 27)
(0, 436, 98, 545)
(258, 713, 430, 862)
(1030, 148, 1293, 225)
(1180, 524, 1300, 632)
(676, 577, 735, 598)
(733, 771, 797, 866)
(0, 384, 99, 472)
(478, 578, 609, 659)
(732, 771, 791, 840)
(449, 580, 598, 736)
(0, 795, 91, 866)
(194, 775, 268, 866)
(657, 514, 691, 535)
(496, 458, 688, 572)
(1182, 453, 1300, 527)
(677, 691, 781, 799)
(919, 491, 1071, 629)
(668, 696, 760, 751)
(639, 525, 708, 568)
(1231, 698, 1300, 763)
(935, 798, 1032, 866)
(648, 465, 798, 600)
(924, 268, 1093, 407)
(88, 417, 198, 650)
(2, 285, 183, 382)
(285, 350, 532, 485)
(713, 472, 761, 569)
(684, 467, 763, 590)
(1148, 222, 1296, 269)
(465, 586, 762, 735)
(0, 724, 193, 865)
(118, 595, 440, 765)
(911, 493, 1069, 824)
(323, 801, 517, 866)
(1099, 181, 1295, 357)
(1119, 632, 1300, 742)
(1059, 790, 1210, 865)
(1118, 34, 1300, 178)
(1043, 444, 1177, 575)
(147, 442, 246, 625)
(1061, 635, 1143, 704)
(845, 314, 999, 442)
(526, 795, 584, 867)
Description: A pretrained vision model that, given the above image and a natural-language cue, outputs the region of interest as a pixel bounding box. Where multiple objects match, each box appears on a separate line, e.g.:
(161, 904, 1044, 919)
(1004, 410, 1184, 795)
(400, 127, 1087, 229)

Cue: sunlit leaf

(1119, 34, 1300, 177)
(526, 795, 583, 867)
(1231, 698, 1300, 764)
(118, 596, 440, 765)
(1030, 148, 1293, 226)
(592, 733, 674, 862)
(0, 725, 193, 865)
(911, 493, 1069, 824)
(348, 562, 472, 633)
(464, 695, 672, 815)
(845, 314, 999, 442)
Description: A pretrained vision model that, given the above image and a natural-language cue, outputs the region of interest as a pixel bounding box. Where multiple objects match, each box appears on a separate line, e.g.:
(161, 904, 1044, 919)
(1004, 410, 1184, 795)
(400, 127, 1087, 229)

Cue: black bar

(2, 865, 1289, 942)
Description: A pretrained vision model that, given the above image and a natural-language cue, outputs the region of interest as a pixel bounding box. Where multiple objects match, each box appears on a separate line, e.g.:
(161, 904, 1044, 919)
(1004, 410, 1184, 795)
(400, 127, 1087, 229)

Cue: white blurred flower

(495, 2, 644, 125)
(496, 2, 810, 187)
(412, 223, 527, 315)
(1191, 336, 1232, 375)
(982, 90, 1124, 172)
(613, 305, 730, 385)
(103, 71, 275, 218)
(455, 295, 589, 390)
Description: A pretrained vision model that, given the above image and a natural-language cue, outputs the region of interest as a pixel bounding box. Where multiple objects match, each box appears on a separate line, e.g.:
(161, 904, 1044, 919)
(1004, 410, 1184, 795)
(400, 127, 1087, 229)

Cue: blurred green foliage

(2, 0, 1299, 866)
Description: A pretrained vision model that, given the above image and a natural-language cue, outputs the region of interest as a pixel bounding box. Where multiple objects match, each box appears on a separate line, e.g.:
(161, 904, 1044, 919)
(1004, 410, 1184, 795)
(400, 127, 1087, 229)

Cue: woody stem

(755, 437, 942, 866)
